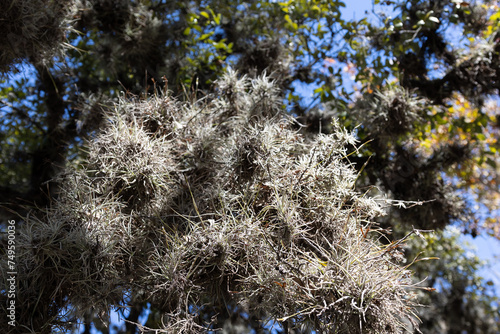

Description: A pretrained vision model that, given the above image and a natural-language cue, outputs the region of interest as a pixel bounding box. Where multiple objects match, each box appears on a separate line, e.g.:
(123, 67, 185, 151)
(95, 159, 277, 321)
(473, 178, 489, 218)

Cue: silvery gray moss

(1, 71, 420, 333)
(75, 0, 166, 77)
(0, 0, 75, 73)
(351, 85, 424, 137)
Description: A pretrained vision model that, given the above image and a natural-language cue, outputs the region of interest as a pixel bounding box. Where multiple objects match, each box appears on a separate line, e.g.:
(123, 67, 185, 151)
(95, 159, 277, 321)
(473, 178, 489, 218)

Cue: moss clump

(0, 0, 74, 73)
(1, 70, 421, 333)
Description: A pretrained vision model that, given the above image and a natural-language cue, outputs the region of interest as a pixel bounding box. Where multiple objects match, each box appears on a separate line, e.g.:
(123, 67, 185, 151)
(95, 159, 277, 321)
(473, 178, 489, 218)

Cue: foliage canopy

(1, 0, 500, 333)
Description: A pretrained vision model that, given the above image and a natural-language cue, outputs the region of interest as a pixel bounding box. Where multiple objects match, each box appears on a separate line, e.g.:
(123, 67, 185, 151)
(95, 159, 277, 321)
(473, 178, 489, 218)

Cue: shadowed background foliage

(1, 0, 499, 333)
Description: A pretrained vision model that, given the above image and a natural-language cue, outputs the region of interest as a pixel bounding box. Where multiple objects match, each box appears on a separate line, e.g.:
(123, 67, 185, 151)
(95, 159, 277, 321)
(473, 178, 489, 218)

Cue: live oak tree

(1, 0, 499, 333)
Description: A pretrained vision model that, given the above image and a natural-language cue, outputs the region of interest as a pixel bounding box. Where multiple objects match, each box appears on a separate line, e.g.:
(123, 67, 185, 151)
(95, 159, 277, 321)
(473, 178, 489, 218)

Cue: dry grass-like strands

(1, 71, 421, 333)
(352, 85, 424, 137)
(0, 0, 75, 73)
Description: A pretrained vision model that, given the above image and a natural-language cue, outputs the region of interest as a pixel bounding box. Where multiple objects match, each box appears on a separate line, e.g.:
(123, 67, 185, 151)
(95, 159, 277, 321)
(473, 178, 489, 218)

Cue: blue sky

(343, 0, 374, 18)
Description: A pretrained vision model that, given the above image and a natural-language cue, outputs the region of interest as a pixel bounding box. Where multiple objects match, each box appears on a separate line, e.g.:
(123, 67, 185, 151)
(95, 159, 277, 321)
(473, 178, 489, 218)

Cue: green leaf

(199, 32, 214, 41)
(475, 133, 486, 141)
(284, 14, 298, 31)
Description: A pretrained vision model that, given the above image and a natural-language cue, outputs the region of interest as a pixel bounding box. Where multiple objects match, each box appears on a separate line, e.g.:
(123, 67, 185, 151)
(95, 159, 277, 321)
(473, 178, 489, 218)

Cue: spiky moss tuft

(352, 85, 425, 137)
(2, 71, 421, 333)
(75, 0, 167, 80)
(0, 0, 75, 74)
